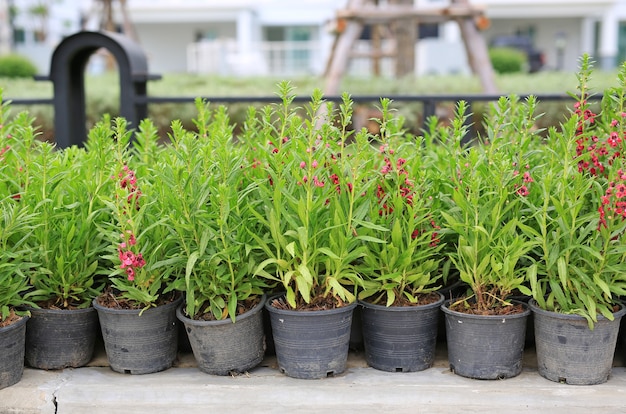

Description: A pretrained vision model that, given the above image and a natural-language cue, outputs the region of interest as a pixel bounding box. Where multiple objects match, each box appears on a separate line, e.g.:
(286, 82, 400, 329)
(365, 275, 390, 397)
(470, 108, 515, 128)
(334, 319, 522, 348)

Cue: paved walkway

(3, 338, 626, 414)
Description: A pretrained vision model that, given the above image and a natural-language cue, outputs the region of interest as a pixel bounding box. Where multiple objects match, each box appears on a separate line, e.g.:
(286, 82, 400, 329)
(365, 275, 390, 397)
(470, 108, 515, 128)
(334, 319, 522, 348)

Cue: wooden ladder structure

(323, 0, 497, 95)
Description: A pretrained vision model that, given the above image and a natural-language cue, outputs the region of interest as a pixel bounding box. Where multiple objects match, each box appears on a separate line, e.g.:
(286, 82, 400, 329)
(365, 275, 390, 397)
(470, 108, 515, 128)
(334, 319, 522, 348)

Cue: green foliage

(20, 141, 108, 308)
(520, 55, 626, 328)
(4, 54, 626, 328)
(0, 91, 110, 309)
(153, 100, 266, 321)
(0, 54, 37, 78)
(3, 70, 619, 145)
(97, 117, 178, 310)
(440, 97, 540, 312)
(248, 84, 369, 309)
(356, 99, 445, 306)
(0, 93, 38, 321)
(489, 47, 527, 74)
(0, 198, 38, 321)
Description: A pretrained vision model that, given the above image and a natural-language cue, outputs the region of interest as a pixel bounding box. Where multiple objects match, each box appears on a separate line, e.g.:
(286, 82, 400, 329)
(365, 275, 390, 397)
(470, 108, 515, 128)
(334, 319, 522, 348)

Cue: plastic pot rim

(528, 298, 626, 321)
(177, 294, 266, 327)
(441, 298, 530, 320)
(265, 293, 357, 316)
(0, 314, 29, 333)
(359, 291, 444, 312)
(92, 295, 182, 315)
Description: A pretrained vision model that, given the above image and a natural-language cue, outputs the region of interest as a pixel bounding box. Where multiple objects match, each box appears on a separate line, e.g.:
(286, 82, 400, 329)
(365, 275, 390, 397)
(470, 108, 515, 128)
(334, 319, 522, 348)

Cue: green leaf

(318, 247, 340, 260)
(295, 275, 311, 304)
(286, 287, 296, 308)
(385, 290, 395, 307)
(593, 275, 611, 298)
(557, 256, 568, 290)
(391, 219, 402, 247)
(357, 235, 387, 244)
(297, 263, 313, 284)
(354, 219, 389, 232)
(285, 241, 296, 258)
(186, 251, 199, 282)
(227, 294, 237, 322)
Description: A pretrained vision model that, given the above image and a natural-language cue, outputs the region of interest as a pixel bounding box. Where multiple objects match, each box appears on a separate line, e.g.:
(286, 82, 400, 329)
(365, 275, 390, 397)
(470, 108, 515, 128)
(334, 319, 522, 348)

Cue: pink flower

(313, 176, 325, 188)
(523, 172, 534, 183)
(517, 186, 529, 197)
(430, 232, 440, 247)
(119, 250, 135, 268)
(135, 253, 146, 268)
(608, 132, 621, 147)
(126, 267, 135, 281)
(300, 161, 306, 169)
(312, 160, 318, 168)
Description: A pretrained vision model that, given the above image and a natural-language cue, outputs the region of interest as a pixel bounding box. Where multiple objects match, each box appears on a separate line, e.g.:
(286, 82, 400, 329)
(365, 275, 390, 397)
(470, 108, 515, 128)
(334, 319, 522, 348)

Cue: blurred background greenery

(0, 69, 618, 142)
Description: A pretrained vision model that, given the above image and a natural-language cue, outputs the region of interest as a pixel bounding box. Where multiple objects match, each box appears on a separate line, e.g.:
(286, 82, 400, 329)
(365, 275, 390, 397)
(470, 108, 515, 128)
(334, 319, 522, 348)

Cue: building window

(265, 26, 285, 42)
(13, 28, 25, 44)
(418, 23, 439, 39)
(617, 22, 626, 65)
(262, 26, 315, 75)
(195, 30, 217, 42)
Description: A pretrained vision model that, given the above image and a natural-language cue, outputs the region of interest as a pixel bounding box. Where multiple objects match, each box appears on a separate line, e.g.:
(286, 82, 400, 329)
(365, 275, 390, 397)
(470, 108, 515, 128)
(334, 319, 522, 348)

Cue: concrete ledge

(3, 343, 626, 414)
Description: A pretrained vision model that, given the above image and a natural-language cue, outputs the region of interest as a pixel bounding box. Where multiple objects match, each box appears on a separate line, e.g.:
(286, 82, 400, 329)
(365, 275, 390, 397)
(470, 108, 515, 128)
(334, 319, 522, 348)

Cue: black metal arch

(37, 31, 160, 148)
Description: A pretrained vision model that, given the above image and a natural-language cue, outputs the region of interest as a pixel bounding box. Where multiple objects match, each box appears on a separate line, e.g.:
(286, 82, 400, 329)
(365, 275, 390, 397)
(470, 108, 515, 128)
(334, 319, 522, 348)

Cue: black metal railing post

(34, 31, 160, 149)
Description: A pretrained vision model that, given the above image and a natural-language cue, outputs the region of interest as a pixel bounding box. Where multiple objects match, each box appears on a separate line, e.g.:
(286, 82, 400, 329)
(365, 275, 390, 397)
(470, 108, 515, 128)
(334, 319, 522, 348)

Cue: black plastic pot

(529, 299, 626, 385)
(177, 295, 266, 375)
(349, 304, 364, 351)
(436, 278, 468, 343)
(509, 294, 535, 347)
(0, 315, 29, 390)
(360, 292, 443, 372)
(93, 296, 181, 375)
(25, 306, 99, 369)
(265, 295, 356, 379)
(441, 299, 530, 380)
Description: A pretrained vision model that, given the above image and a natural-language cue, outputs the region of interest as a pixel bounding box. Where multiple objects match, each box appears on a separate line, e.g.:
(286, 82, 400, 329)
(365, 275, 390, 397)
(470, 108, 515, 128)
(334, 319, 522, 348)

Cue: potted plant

(0, 196, 35, 390)
(11, 118, 112, 370)
(156, 100, 267, 376)
(524, 56, 626, 385)
(93, 117, 181, 375)
(356, 98, 446, 373)
(439, 97, 538, 380)
(0, 97, 37, 389)
(249, 85, 369, 379)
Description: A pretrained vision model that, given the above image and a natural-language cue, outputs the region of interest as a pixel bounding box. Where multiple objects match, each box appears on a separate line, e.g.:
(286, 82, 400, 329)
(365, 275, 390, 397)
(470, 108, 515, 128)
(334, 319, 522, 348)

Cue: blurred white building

(7, 0, 626, 76)
(8, 0, 87, 72)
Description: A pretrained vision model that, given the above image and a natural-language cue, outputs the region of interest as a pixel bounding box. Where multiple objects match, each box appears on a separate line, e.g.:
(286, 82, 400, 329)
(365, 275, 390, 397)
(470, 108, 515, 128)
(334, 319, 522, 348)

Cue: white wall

(485, 18, 585, 72)
(136, 22, 237, 73)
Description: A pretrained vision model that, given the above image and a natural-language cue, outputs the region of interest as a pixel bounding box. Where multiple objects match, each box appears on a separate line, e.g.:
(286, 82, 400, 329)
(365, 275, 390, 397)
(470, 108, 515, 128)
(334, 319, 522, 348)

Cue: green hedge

(489, 47, 527, 74)
(0, 54, 37, 78)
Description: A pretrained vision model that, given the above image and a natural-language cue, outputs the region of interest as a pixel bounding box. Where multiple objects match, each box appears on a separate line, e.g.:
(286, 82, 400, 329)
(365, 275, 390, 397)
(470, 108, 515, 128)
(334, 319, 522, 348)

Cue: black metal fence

(4, 31, 576, 147)
(7, 92, 575, 142)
